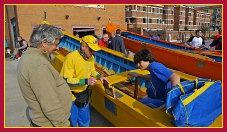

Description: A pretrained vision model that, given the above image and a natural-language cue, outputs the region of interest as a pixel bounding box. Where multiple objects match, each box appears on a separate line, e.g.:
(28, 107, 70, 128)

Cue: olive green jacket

(17, 47, 72, 127)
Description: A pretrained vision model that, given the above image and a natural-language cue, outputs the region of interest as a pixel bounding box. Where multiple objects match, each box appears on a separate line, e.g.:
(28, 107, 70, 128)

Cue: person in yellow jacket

(60, 35, 108, 127)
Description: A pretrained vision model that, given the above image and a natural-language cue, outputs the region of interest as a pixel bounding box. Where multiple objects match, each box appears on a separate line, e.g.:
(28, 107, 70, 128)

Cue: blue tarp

(166, 78, 222, 127)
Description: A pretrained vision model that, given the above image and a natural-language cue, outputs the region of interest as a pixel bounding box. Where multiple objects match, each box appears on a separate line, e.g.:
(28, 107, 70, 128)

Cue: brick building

(5, 5, 126, 53)
(125, 5, 219, 42)
(199, 5, 222, 30)
(125, 5, 164, 34)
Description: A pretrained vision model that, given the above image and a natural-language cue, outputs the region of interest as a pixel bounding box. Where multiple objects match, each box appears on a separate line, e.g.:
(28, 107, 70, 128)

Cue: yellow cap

(81, 35, 101, 51)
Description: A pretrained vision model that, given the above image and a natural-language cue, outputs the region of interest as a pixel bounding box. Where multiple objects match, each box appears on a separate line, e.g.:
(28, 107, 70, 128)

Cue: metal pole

(44, 11, 46, 21)
(147, 5, 149, 31)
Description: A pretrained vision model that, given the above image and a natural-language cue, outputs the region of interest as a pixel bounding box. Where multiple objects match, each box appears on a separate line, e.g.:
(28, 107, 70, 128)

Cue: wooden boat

(51, 32, 222, 127)
(106, 21, 222, 81)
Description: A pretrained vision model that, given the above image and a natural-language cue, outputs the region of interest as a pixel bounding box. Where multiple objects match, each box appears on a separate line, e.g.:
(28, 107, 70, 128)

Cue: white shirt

(191, 37, 203, 48)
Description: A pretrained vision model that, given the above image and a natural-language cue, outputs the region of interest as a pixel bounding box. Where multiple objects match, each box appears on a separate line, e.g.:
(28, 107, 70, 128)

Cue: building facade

(5, 5, 126, 53)
(125, 5, 164, 34)
(125, 5, 215, 33)
(199, 5, 222, 30)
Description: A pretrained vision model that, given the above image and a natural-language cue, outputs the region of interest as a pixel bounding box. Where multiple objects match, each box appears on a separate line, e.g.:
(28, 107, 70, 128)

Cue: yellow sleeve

(91, 57, 100, 77)
(60, 56, 82, 85)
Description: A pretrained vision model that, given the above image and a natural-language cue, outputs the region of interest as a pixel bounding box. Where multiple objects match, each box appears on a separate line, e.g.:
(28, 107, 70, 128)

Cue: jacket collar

(24, 47, 50, 61)
(78, 47, 89, 61)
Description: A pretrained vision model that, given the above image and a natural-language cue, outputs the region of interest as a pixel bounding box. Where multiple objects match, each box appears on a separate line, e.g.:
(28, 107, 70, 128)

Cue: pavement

(5, 60, 113, 127)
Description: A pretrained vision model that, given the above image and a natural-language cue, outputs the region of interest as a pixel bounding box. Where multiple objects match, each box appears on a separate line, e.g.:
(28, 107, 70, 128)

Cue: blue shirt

(146, 62, 173, 101)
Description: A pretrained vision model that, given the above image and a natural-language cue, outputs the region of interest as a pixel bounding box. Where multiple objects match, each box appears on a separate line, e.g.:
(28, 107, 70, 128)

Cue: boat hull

(106, 22, 222, 81)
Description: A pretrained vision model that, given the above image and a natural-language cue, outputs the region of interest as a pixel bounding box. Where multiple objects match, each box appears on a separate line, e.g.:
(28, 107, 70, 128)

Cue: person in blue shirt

(128, 48, 180, 110)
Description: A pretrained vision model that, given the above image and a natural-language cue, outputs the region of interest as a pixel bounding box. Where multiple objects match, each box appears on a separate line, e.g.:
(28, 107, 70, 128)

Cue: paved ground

(5, 60, 113, 127)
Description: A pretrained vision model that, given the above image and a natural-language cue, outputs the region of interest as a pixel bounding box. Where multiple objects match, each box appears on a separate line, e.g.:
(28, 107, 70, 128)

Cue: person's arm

(60, 57, 89, 86)
(168, 73, 180, 88)
(210, 38, 219, 47)
(185, 36, 193, 47)
(158, 73, 180, 111)
(128, 72, 150, 82)
(30, 64, 70, 127)
(187, 36, 193, 43)
(120, 38, 126, 54)
(202, 37, 205, 45)
(18, 41, 28, 50)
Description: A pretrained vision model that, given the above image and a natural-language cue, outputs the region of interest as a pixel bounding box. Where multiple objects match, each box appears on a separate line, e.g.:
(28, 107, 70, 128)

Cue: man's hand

(88, 77, 97, 86)
(99, 76, 108, 84)
(128, 72, 141, 78)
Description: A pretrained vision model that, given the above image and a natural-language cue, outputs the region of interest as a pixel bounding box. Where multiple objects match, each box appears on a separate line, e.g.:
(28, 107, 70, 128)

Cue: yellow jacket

(60, 50, 99, 93)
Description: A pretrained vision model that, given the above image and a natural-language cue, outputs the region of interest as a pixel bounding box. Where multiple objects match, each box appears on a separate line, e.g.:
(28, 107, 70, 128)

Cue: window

(149, 19, 152, 23)
(133, 5, 137, 10)
(180, 12, 183, 16)
(189, 13, 191, 16)
(180, 21, 183, 25)
(217, 14, 221, 18)
(163, 10, 166, 14)
(217, 8, 221, 12)
(197, 13, 200, 18)
(151, 8, 154, 13)
(130, 18, 135, 23)
(205, 9, 209, 13)
(137, 6, 140, 11)
(125, 6, 130, 11)
(143, 18, 146, 23)
(143, 6, 146, 11)
(158, 8, 162, 13)
(72, 27, 95, 38)
(157, 19, 161, 24)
